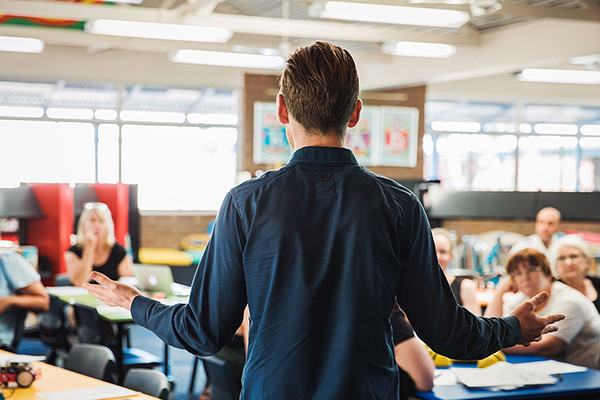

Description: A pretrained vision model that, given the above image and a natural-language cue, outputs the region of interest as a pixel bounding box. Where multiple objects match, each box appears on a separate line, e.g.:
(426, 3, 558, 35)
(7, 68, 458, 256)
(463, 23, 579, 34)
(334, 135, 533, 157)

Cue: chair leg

(188, 357, 199, 395)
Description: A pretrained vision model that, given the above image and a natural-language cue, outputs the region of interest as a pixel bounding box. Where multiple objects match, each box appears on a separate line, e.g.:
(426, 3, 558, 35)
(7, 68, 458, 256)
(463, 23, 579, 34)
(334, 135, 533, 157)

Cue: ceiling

(0, 0, 599, 98)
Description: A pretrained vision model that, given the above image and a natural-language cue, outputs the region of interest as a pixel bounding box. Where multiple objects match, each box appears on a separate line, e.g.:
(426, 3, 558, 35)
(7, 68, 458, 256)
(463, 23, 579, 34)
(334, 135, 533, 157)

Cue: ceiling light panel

(309, 1, 470, 28)
(0, 36, 44, 53)
(85, 20, 233, 43)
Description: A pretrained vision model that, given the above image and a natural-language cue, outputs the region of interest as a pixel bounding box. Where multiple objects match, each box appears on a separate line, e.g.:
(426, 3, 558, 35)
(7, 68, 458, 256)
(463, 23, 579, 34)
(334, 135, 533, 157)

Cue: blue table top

(415, 355, 600, 400)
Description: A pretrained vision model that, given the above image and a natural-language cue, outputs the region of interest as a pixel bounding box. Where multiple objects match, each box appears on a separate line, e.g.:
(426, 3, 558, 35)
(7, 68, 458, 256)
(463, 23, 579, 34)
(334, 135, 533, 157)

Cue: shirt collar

(288, 146, 358, 165)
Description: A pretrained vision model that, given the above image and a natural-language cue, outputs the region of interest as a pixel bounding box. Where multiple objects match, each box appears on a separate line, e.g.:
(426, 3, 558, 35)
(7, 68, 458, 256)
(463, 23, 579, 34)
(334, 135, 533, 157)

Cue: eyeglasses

(83, 202, 109, 211)
(509, 265, 543, 278)
(556, 254, 582, 265)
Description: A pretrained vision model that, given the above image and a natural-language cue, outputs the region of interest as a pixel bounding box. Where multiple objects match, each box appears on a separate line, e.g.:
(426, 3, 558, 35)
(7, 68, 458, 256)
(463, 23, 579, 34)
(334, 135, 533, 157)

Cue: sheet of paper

(434, 370, 458, 386)
(510, 359, 587, 374)
(0, 354, 45, 364)
(36, 385, 138, 400)
(46, 286, 89, 296)
(451, 361, 558, 390)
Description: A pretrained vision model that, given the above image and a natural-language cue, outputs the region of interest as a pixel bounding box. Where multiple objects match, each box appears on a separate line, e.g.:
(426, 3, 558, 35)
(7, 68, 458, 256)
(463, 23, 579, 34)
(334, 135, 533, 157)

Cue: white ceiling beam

(496, 3, 600, 21)
(0, 0, 480, 45)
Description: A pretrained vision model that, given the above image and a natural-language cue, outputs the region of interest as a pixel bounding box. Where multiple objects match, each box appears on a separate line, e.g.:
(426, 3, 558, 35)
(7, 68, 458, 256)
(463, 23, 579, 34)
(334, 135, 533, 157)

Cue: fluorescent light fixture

(170, 49, 285, 69)
(95, 109, 118, 120)
(187, 113, 239, 125)
(516, 68, 600, 84)
(309, 1, 469, 28)
(431, 121, 480, 132)
(46, 107, 94, 120)
(0, 36, 44, 53)
(85, 20, 232, 43)
(581, 124, 600, 136)
(120, 110, 186, 123)
(0, 105, 44, 118)
(533, 123, 578, 135)
(382, 41, 456, 58)
(519, 123, 532, 133)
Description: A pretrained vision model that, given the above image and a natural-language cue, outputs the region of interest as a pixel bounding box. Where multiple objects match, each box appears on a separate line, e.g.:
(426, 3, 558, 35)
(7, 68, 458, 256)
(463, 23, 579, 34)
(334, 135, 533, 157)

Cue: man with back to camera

(511, 206, 562, 258)
(85, 41, 564, 399)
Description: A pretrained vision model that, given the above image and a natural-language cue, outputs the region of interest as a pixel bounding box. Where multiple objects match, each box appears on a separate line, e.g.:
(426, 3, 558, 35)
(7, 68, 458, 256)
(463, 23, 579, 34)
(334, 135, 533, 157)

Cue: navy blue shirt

(132, 146, 520, 399)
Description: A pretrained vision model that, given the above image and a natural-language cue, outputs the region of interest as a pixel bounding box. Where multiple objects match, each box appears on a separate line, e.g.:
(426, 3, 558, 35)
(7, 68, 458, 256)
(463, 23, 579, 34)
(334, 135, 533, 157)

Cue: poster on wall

(345, 106, 377, 165)
(253, 102, 291, 165)
(378, 106, 419, 167)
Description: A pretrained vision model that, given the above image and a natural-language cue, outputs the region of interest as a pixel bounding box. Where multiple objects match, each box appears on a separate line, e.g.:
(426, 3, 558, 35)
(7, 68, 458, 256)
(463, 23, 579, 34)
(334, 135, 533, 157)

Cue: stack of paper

(450, 360, 586, 391)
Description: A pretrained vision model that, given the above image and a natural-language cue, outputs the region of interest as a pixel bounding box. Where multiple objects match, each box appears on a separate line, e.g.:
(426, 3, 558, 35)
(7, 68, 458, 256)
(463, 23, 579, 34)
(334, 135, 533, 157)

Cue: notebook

(131, 263, 174, 294)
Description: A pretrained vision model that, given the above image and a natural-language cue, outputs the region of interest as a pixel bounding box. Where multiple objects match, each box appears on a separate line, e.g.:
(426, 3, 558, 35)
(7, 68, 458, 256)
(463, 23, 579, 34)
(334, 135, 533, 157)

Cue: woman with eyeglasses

(64, 202, 133, 287)
(485, 248, 600, 369)
(551, 234, 600, 313)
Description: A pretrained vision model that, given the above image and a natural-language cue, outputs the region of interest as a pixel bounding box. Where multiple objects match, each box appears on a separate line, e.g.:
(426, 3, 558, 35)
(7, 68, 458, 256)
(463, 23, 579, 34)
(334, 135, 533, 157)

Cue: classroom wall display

(253, 102, 419, 167)
(379, 106, 419, 167)
(253, 102, 291, 165)
(347, 105, 419, 167)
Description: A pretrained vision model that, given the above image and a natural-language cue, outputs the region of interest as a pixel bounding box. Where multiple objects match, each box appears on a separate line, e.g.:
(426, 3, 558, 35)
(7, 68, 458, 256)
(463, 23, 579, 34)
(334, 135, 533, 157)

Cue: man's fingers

(528, 291, 549, 309)
(542, 313, 565, 325)
(90, 271, 116, 289)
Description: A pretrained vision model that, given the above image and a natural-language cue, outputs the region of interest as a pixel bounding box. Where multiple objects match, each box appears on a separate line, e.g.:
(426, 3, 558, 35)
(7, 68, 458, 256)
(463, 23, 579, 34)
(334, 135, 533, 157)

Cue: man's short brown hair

(279, 41, 360, 138)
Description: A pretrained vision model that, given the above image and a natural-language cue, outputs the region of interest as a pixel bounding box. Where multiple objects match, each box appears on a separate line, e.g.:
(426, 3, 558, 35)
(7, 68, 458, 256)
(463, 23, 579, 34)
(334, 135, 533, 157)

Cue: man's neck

(288, 120, 344, 150)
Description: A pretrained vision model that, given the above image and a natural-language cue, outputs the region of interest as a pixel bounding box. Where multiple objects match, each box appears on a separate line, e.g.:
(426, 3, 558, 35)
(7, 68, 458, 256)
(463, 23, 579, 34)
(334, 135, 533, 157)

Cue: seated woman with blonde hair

(65, 202, 133, 286)
(485, 248, 600, 369)
(551, 234, 600, 313)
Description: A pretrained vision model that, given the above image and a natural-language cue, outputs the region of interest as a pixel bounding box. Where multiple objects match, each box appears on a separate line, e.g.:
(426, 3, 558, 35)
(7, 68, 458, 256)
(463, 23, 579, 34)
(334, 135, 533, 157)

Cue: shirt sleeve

(391, 309, 414, 345)
(395, 198, 521, 360)
(131, 191, 247, 356)
(1, 252, 41, 291)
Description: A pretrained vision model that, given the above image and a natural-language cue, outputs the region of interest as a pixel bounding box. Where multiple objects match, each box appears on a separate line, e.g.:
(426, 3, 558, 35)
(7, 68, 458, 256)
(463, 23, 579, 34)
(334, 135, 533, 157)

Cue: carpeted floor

(18, 324, 207, 400)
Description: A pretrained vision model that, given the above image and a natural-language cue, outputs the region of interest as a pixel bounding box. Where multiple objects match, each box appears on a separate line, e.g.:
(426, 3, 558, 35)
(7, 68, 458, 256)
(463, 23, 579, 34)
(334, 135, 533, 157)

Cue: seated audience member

(391, 306, 435, 398)
(0, 251, 50, 349)
(510, 207, 562, 258)
(432, 228, 481, 315)
(65, 202, 133, 286)
(551, 234, 600, 313)
(485, 248, 600, 369)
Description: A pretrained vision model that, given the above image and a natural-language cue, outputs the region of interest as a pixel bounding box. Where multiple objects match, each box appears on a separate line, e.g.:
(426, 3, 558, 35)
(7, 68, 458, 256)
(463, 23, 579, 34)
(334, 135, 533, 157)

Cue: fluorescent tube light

(516, 68, 600, 84)
(85, 20, 232, 43)
(170, 49, 285, 69)
(187, 113, 239, 125)
(0, 105, 44, 118)
(581, 125, 600, 136)
(95, 109, 118, 120)
(382, 41, 456, 58)
(120, 110, 186, 123)
(0, 36, 44, 53)
(46, 107, 94, 120)
(309, 1, 469, 28)
(533, 123, 578, 135)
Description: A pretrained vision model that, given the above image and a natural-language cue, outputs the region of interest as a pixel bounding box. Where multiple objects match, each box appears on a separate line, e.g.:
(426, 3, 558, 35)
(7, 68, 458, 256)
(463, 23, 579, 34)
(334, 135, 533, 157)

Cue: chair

(200, 356, 241, 400)
(0, 308, 28, 353)
(123, 368, 170, 400)
(37, 295, 73, 365)
(65, 343, 116, 382)
(71, 303, 162, 379)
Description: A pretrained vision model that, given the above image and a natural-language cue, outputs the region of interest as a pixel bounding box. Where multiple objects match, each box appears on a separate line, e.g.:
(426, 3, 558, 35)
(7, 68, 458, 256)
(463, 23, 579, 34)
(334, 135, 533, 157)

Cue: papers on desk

(449, 360, 587, 391)
(36, 385, 138, 400)
(46, 286, 89, 296)
(0, 354, 45, 365)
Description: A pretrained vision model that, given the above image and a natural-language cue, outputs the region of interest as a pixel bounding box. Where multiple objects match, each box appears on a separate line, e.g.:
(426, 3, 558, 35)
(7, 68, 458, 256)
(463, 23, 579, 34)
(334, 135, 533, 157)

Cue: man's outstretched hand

(510, 291, 565, 346)
(82, 272, 142, 310)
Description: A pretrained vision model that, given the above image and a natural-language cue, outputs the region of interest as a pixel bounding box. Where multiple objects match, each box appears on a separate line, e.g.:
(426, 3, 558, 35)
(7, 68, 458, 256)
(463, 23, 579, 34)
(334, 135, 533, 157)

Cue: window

(0, 79, 239, 211)
(424, 100, 600, 192)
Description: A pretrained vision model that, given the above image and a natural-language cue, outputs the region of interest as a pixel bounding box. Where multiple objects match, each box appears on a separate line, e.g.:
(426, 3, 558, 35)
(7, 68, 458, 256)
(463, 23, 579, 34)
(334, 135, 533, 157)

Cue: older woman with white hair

(551, 234, 600, 313)
(65, 202, 133, 286)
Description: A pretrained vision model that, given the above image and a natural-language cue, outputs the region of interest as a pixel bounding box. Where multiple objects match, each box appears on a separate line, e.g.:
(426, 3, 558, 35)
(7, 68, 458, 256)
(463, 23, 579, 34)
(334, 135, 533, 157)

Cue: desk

(0, 350, 159, 400)
(46, 287, 187, 383)
(415, 355, 600, 400)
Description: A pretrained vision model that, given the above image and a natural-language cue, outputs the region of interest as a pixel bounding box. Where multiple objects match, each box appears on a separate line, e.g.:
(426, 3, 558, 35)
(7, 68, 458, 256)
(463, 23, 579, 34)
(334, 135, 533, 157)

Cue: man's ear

(347, 99, 363, 128)
(276, 93, 289, 125)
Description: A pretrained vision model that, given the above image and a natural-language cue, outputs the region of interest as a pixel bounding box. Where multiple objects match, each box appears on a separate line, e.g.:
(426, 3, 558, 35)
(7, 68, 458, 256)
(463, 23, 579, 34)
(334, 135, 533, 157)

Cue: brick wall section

(140, 214, 216, 249)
